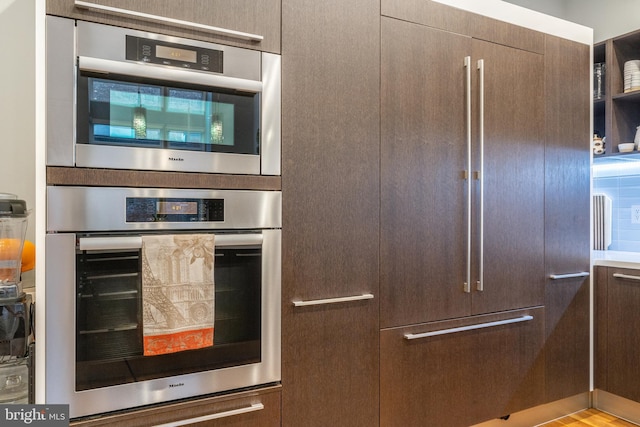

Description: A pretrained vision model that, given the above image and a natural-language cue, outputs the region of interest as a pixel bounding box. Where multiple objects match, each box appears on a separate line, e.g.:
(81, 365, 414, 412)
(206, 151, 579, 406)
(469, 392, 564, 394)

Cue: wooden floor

(541, 409, 639, 426)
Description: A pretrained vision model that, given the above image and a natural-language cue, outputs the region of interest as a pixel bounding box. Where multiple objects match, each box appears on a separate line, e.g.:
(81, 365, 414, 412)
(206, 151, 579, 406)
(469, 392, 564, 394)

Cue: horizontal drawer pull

(613, 273, 640, 281)
(74, 1, 264, 41)
(154, 403, 264, 427)
(404, 315, 534, 340)
(549, 271, 590, 280)
(293, 293, 374, 307)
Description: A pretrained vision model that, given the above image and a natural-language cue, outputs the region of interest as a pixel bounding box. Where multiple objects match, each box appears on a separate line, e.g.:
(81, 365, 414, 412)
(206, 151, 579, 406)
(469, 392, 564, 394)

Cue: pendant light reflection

(133, 107, 147, 139)
(211, 112, 223, 144)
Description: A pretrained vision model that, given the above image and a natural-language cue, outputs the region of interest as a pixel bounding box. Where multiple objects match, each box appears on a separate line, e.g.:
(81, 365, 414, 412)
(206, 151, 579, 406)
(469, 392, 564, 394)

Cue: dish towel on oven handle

(141, 234, 215, 356)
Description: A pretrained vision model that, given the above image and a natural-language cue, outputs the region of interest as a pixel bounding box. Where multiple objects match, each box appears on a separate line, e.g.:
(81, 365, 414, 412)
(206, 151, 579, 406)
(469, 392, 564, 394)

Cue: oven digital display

(156, 201, 198, 215)
(126, 197, 224, 222)
(156, 45, 197, 64)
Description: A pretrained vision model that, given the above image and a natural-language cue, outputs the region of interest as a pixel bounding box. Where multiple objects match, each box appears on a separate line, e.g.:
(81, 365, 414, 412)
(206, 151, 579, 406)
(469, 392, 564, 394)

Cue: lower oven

(44, 187, 281, 419)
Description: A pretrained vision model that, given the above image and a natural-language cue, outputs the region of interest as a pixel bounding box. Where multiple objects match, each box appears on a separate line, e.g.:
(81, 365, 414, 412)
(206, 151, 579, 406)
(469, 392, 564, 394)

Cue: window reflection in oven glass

(78, 74, 260, 155)
(75, 243, 262, 391)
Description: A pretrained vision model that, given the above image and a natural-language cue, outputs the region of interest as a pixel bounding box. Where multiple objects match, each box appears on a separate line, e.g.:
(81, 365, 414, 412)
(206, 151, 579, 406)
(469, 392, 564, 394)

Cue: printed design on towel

(141, 234, 215, 356)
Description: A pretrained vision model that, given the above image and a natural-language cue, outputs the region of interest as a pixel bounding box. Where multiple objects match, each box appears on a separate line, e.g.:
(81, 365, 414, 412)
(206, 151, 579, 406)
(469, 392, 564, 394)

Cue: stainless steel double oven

(45, 187, 281, 418)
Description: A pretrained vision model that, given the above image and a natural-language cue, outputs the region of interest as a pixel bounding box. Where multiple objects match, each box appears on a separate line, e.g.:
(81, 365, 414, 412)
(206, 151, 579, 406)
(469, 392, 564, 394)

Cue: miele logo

(168, 157, 185, 162)
(169, 382, 185, 388)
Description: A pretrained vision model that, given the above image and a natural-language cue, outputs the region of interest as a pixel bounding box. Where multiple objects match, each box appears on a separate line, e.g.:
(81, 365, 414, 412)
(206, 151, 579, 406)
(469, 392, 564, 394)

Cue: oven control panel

(126, 197, 224, 223)
(126, 35, 224, 73)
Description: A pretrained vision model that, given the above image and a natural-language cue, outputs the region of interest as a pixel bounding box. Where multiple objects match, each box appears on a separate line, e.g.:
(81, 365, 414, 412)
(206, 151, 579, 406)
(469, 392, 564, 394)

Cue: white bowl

(619, 143, 635, 153)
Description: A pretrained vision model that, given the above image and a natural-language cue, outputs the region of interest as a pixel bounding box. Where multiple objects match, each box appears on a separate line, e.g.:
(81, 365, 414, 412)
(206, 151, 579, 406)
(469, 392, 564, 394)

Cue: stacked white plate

(625, 60, 640, 92)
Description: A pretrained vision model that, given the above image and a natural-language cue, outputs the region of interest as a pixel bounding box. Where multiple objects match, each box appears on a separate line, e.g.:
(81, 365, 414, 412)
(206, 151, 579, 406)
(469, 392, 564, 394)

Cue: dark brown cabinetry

(543, 36, 591, 402)
(70, 386, 281, 427)
(380, 307, 545, 427)
(280, 0, 380, 426)
(380, 12, 545, 328)
(46, 0, 281, 53)
(379, 1, 588, 425)
(596, 266, 640, 402)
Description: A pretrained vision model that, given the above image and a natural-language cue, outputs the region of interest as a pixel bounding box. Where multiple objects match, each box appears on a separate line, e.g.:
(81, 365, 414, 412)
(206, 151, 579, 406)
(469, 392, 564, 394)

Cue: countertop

(593, 251, 640, 269)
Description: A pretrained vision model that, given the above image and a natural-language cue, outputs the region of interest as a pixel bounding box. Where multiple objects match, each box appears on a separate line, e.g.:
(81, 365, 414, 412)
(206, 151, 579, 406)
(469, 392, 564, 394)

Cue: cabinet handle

(613, 273, 640, 282)
(292, 293, 374, 307)
(549, 272, 590, 280)
(154, 403, 264, 427)
(403, 315, 533, 340)
(476, 59, 485, 292)
(74, 1, 264, 41)
(464, 56, 472, 294)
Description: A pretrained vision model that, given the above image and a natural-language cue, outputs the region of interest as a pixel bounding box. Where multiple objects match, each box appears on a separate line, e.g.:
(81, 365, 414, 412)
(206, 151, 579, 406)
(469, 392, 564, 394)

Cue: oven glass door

(75, 233, 261, 391)
(77, 73, 260, 155)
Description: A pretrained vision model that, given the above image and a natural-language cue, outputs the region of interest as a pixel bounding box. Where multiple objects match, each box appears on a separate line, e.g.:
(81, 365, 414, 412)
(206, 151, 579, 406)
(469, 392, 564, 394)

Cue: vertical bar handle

(464, 56, 472, 294)
(476, 59, 485, 292)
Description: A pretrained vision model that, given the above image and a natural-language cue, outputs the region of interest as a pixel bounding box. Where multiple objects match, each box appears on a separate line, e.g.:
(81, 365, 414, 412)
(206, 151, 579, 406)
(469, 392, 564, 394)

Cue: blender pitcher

(0, 194, 29, 299)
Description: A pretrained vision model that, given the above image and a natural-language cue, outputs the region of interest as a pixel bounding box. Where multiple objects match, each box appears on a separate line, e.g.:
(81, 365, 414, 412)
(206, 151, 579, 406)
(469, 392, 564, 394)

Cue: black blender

(0, 194, 33, 403)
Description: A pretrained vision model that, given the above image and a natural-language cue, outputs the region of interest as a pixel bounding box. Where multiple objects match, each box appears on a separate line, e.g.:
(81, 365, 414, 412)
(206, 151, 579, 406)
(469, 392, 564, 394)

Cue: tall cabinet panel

(281, 1, 380, 426)
(543, 35, 591, 402)
(470, 38, 545, 316)
(380, 18, 471, 328)
(380, 17, 545, 328)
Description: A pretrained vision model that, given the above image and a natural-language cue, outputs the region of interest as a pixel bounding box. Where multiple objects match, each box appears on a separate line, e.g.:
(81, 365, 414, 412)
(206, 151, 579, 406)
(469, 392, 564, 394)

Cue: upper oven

(46, 16, 281, 175)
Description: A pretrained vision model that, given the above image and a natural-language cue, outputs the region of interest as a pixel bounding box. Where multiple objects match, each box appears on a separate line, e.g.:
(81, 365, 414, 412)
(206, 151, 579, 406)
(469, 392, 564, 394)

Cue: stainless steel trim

(79, 56, 263, 92)
(292, 293, 374, 307)
(476, 58, 485, 292)
(594, 389, 640, 426)
(613, 272, 640, 281)
(464, 56, 472, 294)
(75, 144, 261, 175)
(261, 53, 281, 176)
(46, 16, 76, 167)
(154, 403, 265, 427)
(47, 187, 282, 232)
(403, 315, 533, 340)
(549, 272, 590, 280)
(74, 0, 264, 41)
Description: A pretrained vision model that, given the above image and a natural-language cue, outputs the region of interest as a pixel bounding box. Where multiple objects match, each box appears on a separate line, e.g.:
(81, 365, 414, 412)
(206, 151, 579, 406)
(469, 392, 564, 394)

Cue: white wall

(434, 0, 592, 44)
(506, 0, 640, 42)
(566, 0, 640, 42)
(0, 0, 37, 287)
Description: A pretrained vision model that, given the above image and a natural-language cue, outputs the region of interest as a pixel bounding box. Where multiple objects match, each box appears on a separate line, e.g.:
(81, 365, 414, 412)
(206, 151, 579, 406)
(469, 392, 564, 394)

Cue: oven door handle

(79, 236, 142, 251)
(78, 56, 263, 93)
(78, 234, 263, 251)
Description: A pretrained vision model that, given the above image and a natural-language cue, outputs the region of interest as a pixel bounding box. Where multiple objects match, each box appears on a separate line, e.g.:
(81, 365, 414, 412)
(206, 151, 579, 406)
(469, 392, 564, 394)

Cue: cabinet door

(470, 38, 545, 315)
(602, 268, 640, 402)
(380, 307, 545, 427)
(543, 35, 590, 402)
(46, 0, 281, 53)
(380, 17, 472, 328)
(281, 0, 380, 425)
